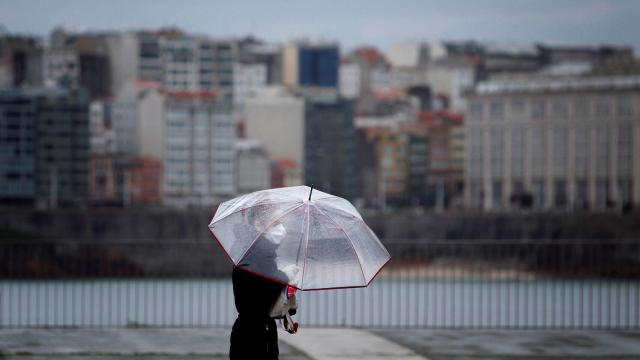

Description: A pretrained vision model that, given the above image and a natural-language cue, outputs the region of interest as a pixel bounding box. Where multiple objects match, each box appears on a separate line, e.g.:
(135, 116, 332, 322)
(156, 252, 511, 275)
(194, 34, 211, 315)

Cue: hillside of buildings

(1, 28, 640, 214)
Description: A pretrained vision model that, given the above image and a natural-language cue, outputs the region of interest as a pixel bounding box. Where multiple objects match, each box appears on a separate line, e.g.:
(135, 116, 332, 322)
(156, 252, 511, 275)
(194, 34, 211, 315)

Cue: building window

(575, 180, 588, 209)
(531, 99, 546, 119)
(551, 99, 569, 119)
(532, 180, 544, 208)
(573, 97, 590, 119)
(530, 127, 544, 177)
(552, 127, 567, 177)
(492, 180, 502, 208)
(489, 101, 504, 120)
(617, 95, 633, 117)
(510, 99, 525, 116)
(618, 122, 633, 177)
(554, 180, 567, 208)
(595, 98, 612, 117)
(490, 127, 503, 178)
(595, 126, 609, 178)
(596, 180, 608, 209)
(468, 127, 483, 179)
(511, 127, 524, 178)
(469, 101, 483, 120)
(575, 127, 589, 178)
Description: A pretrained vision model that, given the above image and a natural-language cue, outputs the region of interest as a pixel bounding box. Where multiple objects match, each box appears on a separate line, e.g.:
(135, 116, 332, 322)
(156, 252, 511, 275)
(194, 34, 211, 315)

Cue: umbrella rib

(314, 206, 368, 285)
(209, 199, 300, 226)
(300, 202, 311, 289)
(236, 202, 305, 265)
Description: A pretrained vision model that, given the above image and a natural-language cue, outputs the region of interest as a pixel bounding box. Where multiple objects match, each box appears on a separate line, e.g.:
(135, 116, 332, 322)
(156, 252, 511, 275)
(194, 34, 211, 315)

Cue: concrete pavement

(279, 328, 427, 360)
(0, 328, 309, 359)
(1, 327, 640, 359)
(374, 329, 640, 359)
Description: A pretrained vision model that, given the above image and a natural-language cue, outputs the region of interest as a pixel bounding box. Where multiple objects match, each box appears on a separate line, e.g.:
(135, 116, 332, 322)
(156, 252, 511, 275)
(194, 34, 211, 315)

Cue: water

(1, 278, 638, 328)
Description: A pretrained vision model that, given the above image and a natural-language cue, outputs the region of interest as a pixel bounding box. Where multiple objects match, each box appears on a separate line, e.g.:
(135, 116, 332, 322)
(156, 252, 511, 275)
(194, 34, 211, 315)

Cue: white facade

(385, 42, 426, 68)
(45, 48, 78, 87)
(339, 62, 360, 99)
(370, 64, 392, 93)
(425, 62, 475, 110)
(107, 33, 139, 98)
(111, 80, 165, 159)
(89, 101, 116, 155)
(163, 98, 235, 208)
(465, 75, 640, 211)
(233, 62, 267, 107)
(245, 87, 305, 180)
(235, 139, 271, 194)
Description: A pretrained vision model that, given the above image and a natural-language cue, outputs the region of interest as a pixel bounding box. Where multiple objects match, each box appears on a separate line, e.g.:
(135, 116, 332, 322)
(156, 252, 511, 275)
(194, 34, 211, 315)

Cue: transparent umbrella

(208, 186, 390, 290)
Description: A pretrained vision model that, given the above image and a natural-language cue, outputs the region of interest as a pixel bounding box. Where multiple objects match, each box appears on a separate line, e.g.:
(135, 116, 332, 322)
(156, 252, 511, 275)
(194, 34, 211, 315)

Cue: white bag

(270, 286, 297, 319)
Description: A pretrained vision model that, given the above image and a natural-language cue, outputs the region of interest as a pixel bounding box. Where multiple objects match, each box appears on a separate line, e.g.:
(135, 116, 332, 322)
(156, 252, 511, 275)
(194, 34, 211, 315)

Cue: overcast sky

(1, 0, 639, 54)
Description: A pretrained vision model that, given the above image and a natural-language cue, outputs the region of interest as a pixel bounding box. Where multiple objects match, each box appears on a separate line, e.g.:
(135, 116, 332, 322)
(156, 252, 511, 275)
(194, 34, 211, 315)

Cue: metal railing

(1, 239, 639, 329)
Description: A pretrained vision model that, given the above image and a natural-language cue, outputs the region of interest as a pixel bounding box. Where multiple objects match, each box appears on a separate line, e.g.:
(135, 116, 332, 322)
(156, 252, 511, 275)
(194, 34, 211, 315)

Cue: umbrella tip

(308, 184, 314, 201)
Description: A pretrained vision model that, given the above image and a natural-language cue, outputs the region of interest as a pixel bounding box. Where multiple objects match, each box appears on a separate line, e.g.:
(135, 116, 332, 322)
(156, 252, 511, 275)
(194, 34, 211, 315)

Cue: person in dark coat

(229, 266, 283, 359)
(229, 216, 295, 360)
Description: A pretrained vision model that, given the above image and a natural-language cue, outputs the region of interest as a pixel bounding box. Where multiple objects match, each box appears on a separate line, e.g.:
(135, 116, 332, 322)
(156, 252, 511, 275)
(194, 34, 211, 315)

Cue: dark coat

(229, 266, 284, 360)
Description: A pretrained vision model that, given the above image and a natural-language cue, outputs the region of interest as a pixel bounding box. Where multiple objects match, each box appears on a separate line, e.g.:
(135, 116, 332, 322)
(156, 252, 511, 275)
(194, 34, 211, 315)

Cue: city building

(129, 156, 163, 205)
(0, 89, 37, 203)
(46, 27, 112, 98)
(237, 37, 283, 85)
(464, 75, 640, 211)
(235, 139, 271, 194)
(245, 87, 305, 184)
(340, 47, 392, 110)
(135, 30, 238, 101)
(111, 79, 165, 159)
(416, 110, 465, 208)
(283, 42, 339, 88)
(233, 61, 267, 108)
(304, 92, 357, 200)
(0, 35, 44, 87)
(163, 91, 235, 208)
(0, 87, 90, 207)
(88, 100, 118, 205)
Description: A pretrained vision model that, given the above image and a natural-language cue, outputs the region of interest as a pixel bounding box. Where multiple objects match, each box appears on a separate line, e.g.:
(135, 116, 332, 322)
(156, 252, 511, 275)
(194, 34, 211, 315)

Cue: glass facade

(298, 47, 339, 88)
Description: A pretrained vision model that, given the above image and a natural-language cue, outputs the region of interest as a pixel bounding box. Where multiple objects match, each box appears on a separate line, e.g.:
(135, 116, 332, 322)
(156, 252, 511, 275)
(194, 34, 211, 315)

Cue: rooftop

(474, 75, 640, 95)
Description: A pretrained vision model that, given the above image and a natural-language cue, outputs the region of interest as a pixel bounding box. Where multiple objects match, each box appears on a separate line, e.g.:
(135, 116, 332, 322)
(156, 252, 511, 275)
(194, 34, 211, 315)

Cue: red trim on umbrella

(208, 228, 235, 266)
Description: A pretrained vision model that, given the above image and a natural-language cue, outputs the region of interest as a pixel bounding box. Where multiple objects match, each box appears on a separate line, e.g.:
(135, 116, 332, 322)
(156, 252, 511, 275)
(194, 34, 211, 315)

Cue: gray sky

(1, 0, 639, 54)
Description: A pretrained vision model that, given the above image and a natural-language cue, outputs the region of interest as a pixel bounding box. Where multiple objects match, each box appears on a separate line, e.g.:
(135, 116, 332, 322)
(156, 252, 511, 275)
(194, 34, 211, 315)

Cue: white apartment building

(245, 87, 305, 185)
(111, 79, 165, 159)
(465, 75, 640, 211)
(233, 62, 267, 108)
(339, 61, 361, 99)
(163, 93, 235, 208)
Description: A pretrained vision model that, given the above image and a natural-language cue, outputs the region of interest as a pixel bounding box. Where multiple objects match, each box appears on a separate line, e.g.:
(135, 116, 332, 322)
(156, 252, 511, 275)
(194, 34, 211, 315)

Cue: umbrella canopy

(209, 186, 390, 290)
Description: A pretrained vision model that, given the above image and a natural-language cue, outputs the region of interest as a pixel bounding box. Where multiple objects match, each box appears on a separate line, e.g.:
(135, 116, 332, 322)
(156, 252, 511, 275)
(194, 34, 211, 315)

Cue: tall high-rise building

(163, 91, 235, 207)
(465, 75, 640, 211)
(233, 61, 267, 108)
(131, 30, 237, 102)
(283, 42, 339, 88)
(0, 89, 37, 202)
(0, 87, 89, 207)
(46, 27, 112, 99)
(304, 92, 357, 200)
(0, 35, 44, 87)
(245, 87, 305, 185)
